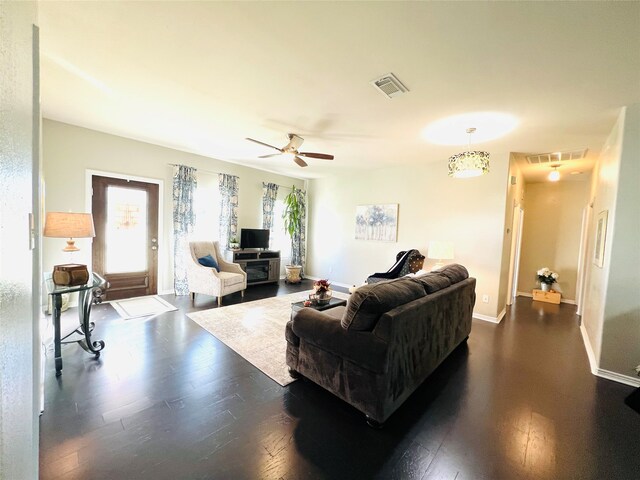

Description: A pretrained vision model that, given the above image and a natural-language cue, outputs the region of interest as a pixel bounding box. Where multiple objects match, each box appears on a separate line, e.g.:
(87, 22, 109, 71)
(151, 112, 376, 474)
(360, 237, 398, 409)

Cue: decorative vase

(316, 289, 332, 305)
(541, 283, 551, 292)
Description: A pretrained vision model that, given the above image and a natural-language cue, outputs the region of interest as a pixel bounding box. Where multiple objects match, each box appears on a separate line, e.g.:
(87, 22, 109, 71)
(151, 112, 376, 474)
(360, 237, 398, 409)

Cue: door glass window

(106, 186, 148, 273)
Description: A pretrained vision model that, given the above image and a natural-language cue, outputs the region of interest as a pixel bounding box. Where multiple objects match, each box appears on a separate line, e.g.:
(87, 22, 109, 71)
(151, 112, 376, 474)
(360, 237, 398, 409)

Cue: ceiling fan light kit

(246, 133, 334, 168)
(448, 128, 490, 178)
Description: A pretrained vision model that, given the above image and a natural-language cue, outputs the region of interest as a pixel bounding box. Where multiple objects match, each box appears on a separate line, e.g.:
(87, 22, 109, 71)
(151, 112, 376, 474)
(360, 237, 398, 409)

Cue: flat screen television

(240, 228, 270, 250)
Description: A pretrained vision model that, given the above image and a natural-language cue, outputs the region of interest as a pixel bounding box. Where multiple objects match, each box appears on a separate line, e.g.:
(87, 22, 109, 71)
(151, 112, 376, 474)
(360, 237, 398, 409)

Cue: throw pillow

(408, 254, 425, 273)
(197, 254, 219, 272)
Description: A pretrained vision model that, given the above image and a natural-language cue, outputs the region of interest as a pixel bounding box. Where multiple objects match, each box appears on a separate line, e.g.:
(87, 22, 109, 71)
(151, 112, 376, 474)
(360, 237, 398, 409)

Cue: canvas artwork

(355, 204, 398, 242)
(593, 210, 608, 268)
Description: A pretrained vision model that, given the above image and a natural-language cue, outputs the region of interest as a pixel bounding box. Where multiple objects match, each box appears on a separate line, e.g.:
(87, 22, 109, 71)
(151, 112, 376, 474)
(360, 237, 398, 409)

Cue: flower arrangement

(537, 267, 559, 285)
(313, 279, 331, 294)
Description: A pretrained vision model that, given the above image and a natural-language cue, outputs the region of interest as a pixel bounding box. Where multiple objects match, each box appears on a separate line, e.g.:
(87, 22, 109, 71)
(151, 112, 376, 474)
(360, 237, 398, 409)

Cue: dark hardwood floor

(40, 283, 640, 480)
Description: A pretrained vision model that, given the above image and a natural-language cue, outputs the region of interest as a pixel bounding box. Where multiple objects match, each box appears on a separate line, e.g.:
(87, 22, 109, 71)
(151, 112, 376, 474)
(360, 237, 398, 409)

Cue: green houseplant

(282, 185, 304, 283)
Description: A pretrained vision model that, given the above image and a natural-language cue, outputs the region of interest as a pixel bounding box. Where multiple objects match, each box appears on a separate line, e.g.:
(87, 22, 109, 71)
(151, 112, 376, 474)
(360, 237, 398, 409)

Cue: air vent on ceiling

(526, 148, 588, 164)
(370, 73, 409, 99)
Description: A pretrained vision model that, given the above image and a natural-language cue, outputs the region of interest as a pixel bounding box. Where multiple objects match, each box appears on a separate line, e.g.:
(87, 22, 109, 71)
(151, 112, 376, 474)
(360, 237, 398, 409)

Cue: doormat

(111, 295, 177, 320)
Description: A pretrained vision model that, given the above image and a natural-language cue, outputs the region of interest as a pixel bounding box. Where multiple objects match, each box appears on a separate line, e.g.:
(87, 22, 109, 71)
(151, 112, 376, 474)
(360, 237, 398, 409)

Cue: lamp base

(52, 264, 90, 286)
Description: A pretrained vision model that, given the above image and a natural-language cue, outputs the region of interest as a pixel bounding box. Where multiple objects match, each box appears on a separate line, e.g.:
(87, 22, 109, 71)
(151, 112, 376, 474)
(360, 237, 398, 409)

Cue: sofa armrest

(291, 308, 389, 374)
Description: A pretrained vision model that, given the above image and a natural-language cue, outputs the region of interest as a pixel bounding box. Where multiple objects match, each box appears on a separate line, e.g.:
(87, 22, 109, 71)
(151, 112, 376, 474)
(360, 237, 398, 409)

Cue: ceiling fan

(246, 133, 334, 167)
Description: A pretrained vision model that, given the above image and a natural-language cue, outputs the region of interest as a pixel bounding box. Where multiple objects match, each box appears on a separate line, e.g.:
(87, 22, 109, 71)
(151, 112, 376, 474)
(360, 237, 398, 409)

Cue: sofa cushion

(217, 271, 244, 288)
(408, 254, 425, 274)
(433, 264, 469, 284)
(198, 254, 219, 271)
(342, 277, 425, 331)
(414, 272, 452, 293)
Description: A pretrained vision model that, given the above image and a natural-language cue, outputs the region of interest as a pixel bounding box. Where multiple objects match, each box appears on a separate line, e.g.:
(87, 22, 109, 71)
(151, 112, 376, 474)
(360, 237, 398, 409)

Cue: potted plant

(283, 185, 304, 283)
(536, 267, 558, 292)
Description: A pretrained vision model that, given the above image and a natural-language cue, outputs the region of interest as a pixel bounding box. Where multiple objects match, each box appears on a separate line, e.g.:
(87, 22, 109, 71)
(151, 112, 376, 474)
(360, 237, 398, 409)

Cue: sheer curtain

(192, 172, 221, 241)
(291, 188, 307, 275)
(172, 165, 197, 295)
(262, 182, 279, 248)
(218, 173, 239, 251)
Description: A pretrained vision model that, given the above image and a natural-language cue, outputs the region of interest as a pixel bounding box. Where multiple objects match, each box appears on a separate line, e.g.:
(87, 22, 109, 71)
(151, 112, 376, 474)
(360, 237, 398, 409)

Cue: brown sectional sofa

(285, 264, 476, 426)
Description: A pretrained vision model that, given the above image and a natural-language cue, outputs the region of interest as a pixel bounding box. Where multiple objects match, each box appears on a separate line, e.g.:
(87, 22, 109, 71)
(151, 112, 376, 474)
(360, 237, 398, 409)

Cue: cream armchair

(186, 241, 247, 306)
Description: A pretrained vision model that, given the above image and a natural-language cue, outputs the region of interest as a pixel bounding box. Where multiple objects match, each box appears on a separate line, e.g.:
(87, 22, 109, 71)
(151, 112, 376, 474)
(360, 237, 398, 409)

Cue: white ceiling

(38, 2, 640, 181)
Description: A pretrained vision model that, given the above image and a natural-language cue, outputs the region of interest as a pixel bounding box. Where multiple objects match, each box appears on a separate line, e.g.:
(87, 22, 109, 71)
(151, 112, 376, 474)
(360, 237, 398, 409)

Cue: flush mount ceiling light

(448, 128, 490, 179)
(423, 112, 518, 145)
(548, 165, 561, 182)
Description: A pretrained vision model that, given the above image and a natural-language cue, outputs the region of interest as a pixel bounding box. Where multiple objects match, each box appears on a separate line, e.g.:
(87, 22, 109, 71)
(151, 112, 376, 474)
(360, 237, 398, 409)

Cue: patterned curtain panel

(291, 188, 307, 275)
(262, 182, 279, 247)
(172, 165, 197, 295)
(218, 173, 239, 251)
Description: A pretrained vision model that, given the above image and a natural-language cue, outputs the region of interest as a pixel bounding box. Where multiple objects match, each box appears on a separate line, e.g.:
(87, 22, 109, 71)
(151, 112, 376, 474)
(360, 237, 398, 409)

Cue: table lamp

(44, 212, 96, 286)
(428, 241, 454, 270)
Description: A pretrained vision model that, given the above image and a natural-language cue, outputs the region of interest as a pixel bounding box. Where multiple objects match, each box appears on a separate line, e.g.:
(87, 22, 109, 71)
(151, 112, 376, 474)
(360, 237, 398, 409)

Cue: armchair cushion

(197, 254, 219, 271)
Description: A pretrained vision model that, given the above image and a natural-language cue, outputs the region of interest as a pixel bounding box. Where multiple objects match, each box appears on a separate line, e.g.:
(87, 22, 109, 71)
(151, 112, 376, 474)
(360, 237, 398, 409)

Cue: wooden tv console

(228, 249, 280, 285)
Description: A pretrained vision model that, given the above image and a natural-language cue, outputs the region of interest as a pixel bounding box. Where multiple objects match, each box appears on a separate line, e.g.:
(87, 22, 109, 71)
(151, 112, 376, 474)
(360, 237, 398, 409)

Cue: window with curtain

(191, 172, 222, 241)
(271, 197, 292, 267)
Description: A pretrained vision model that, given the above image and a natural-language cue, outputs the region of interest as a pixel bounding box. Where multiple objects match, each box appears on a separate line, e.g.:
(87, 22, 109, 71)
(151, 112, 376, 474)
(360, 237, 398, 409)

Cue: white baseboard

(580, 324, 599, 373)
(473, 312, 501, 324)
(597, 368, 640, 387)
(517, 291, 576, 305)
(579, 324, 640, 387)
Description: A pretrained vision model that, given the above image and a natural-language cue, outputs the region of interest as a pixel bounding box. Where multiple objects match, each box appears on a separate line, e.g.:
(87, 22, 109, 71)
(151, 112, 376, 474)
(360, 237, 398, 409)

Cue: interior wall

(497, 156, 525, 308)
(42, 120, 304, 292)
(581, 110, 625, 365)
(517, 179, 590, 300)
(0, 1, 39, 478)
(599, 104, 640, 376)
(306, 152, 511, 319)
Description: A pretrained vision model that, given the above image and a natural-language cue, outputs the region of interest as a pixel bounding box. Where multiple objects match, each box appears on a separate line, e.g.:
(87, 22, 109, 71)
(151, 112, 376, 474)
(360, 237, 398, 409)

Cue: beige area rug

(111, 295, 178, 320)
(187, 290, 350, 386)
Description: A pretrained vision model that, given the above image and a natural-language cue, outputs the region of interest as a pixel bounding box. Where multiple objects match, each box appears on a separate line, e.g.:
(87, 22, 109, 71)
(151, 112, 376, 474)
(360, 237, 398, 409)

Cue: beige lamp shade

(428, 241, 454, 269)
(44, 212, 95, 252)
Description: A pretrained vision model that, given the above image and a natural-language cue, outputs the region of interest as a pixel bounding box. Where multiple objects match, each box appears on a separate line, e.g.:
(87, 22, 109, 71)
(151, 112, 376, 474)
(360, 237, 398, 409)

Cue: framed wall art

(355, 204, 398, 242)
(593, 209, 608, 268)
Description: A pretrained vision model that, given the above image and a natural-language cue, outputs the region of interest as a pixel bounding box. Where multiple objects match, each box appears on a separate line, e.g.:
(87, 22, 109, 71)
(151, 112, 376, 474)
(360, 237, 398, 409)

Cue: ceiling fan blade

(258, 153, 283, 159)
(246, 137, 282, 152)
(298, 152, 334, 160)
(293, 156, 308, 168)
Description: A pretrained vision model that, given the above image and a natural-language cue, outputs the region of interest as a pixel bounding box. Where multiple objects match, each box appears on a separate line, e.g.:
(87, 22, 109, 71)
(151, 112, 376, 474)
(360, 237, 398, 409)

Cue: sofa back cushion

(414, 272, 452, 293)
(433, 264, 469, 284)
(342, 277, 425, 331)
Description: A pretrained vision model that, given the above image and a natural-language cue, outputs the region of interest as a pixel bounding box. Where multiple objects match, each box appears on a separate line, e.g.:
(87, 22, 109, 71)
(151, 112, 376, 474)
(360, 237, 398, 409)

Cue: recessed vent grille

(370, 73, 409, 99)
(526, 148, 588, 164)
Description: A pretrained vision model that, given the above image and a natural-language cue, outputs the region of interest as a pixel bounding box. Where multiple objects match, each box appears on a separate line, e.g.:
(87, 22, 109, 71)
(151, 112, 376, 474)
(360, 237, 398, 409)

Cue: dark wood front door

(92, 175, 159, 301)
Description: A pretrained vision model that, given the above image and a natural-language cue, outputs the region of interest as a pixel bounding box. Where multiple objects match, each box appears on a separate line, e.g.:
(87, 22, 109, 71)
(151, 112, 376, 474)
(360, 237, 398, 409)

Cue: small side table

(291, 296, 347, 314)
(45, 272, 107, 376)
